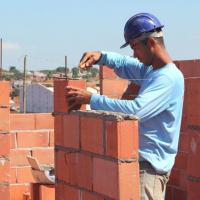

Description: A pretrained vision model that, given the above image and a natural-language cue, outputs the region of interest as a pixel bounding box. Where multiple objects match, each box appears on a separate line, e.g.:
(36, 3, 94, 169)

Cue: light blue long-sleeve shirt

(90, 51, 184, 173)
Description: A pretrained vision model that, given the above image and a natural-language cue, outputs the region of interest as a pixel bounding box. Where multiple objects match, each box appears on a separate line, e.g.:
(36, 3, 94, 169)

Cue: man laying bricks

(66, 12, 184, 200)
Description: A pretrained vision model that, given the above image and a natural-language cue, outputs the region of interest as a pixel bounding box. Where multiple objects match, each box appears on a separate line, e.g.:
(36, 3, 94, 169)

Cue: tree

(72, 67, 79, 78)
(9, 66, 19, 73)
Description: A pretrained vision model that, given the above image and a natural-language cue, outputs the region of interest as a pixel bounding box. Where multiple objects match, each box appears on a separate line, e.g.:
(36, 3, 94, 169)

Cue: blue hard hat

(120, 13, 164, 48)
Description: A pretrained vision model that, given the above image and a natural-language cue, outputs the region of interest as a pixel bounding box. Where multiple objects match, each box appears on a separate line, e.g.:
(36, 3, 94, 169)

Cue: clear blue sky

(1, 0, 200, 71)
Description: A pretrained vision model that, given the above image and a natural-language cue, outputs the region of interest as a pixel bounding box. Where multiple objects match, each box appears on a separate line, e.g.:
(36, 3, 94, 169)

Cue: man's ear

(146, 37, 157, 53)
(147, 37, 157, 47)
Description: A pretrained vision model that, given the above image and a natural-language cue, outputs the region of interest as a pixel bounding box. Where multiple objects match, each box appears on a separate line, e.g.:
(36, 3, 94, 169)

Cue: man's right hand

(79, 51, 102, 69)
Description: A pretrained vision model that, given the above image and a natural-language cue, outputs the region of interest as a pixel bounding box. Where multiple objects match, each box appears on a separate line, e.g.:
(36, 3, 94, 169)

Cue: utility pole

(0, 38, 2, 79)
(23, 55, 27, 113)
(65, 55, 68, 78)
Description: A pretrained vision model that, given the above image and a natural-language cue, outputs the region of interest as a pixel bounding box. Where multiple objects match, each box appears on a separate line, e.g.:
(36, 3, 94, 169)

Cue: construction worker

(66, 12, 184, 200)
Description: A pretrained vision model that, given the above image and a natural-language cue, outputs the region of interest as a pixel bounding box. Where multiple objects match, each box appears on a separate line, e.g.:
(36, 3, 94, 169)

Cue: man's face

(129, 38, 153, 66)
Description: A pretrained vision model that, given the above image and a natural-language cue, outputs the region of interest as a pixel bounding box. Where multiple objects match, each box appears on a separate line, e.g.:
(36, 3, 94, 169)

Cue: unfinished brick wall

(54, 78, 140, 200)
(166, 60, 200, 200)
(9, 113, 55, 200)
(0, 81, 55, 200)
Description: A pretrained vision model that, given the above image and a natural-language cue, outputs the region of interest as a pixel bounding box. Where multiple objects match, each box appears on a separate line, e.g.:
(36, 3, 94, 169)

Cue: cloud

(2, 41, 21, 50)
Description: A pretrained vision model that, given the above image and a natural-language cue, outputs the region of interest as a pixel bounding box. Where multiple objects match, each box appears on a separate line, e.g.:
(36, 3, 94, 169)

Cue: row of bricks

(56, 183, 112, 200)
(11, 131, 54, 149)
(0, 184, 55, 200)
(0, 131, 54, 157)
(0, 161, 53, 184)
(56, 150, 139, 200)
(10, 113, 54, 131)
(55, 114, 138, 160)
(10, 148, 54, 166)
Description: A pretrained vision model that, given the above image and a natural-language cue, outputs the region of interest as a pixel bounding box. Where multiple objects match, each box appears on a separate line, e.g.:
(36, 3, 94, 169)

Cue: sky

(1, 0, 200, 71)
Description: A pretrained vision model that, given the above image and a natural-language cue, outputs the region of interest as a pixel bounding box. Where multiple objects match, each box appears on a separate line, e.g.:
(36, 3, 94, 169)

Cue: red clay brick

(54, 115, 64, 146)
(10, 149, 31, 166)
(63, 114, 80, 149)
(17, 131, 49, 148)
(55, 183, 80, 200)
(105, 120, 138, 159)
(10, 184, 31, 200)
(100, 79, 128, 99)
(32, 148, 54, 165)
(0, 81, 10, 105)
(80, 117, 104, 155)
(99, 65, 118, 79)
(56, 151, 93, 190)
(54, 79, 86, 113)
(0, 134, 10, 156)
(93, 157, 139, 199)
(0, 107, 10, 131)
(93, 157, 118, 198)
(0, 159, 10, 183)
(119, 161, 140, 200)
(39, 185, 55, 200)
(35, 113, 54, 129)
(10, 114, 35, 130)
(16, 166, 35, 183)
(187, 179, 200, 200)
(82, 191, 104, 200)
(0, 185, 10, 200)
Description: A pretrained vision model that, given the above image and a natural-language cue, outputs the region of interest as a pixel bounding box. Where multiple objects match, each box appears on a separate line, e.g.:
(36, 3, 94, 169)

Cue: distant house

(20, 83, 53, 113)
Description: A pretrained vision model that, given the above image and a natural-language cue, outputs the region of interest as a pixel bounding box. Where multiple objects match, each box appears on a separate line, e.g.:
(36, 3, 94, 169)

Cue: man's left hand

(65, 86, 92, 112)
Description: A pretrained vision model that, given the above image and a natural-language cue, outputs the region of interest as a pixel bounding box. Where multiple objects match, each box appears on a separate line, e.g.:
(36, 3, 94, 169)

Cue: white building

(20, 83, 53, 113)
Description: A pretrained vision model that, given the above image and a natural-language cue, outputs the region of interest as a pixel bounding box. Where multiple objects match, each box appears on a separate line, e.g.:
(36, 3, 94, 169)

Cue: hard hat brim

(120, 42, 129, 49)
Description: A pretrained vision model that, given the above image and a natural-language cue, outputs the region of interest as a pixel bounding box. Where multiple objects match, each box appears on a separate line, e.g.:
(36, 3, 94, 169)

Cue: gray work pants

(139, 161, 170, 200)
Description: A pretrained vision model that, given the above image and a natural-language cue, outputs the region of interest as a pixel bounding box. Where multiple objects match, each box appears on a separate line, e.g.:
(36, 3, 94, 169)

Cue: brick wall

(9, 113, 55, 200)
(54, 78, 140, 200)
(0, 81, 55, 200)
(165, 60, 200, 200)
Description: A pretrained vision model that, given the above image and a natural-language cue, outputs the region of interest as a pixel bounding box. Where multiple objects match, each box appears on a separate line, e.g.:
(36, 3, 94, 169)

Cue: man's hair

(140, 36, 165, 48)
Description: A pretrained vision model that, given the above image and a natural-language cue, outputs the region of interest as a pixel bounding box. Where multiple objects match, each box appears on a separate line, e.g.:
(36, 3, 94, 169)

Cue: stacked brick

(54, 78, 140, 200)
(0, 81, 10, 200)
(166, 60, 200, 200)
